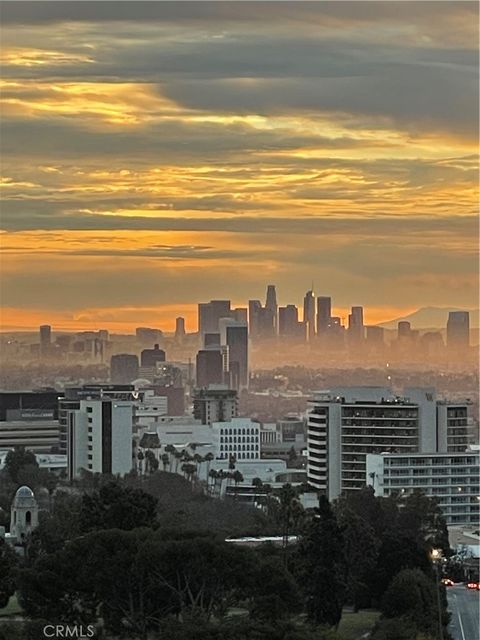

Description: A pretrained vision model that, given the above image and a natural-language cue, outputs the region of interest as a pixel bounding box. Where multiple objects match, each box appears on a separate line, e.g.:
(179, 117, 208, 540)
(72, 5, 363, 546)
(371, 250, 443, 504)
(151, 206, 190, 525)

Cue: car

(466, 582, 480, 590)
(441, 578, 454, 586)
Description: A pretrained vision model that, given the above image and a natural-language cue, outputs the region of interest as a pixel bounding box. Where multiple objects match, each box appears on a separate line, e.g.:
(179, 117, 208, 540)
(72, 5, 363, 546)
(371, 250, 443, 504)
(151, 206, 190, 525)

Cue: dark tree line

(1, 463, 451, 640)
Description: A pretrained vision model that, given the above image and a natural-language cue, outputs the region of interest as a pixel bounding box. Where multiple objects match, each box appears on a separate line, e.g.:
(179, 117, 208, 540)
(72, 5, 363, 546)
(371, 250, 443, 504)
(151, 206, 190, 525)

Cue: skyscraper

(347, 306, 364, 345)
(39, 325, 51, 356)
(198, 300, 231, 338)
(219, 318, 249, 390)
(303, 290, 316, 341)
(196, 350, 224, 388)
(140, 344, 166, 368)
(316, 297, 332, 335)
(446, 311, 470, 350)
(175, 317, 186, 342)
(278, 305, 304, 339)
(265, 284, 278, 335)
(110, 354, 139, 384)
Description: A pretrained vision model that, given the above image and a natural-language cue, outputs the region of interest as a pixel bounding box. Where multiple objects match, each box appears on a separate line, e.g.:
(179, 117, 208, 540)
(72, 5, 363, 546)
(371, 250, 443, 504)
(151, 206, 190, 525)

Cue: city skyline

(1, 1, 478, 332)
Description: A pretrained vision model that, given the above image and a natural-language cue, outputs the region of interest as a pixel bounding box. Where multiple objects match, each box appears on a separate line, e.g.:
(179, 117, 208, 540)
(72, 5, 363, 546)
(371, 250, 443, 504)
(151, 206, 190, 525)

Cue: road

(447, 584, 480, 640)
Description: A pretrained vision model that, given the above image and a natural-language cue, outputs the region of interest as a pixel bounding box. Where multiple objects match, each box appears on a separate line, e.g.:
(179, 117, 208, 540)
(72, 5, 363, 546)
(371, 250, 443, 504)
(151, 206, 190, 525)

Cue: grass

(338, 609, 380, 640)
(0, 594, 23, 618)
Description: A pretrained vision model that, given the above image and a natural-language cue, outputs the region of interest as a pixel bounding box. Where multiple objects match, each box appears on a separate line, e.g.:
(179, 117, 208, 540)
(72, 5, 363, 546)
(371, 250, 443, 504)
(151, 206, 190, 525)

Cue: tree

(161, 453, 170, 471)
(252, 477, 263, 504)
(137, 449, 145, 474)
(335, 503, 379, 611)
(297, 496, 346, 628)
(3, 446, 38, 483)
(204, 453, 214, 479)
(246, 556, 302, 623)
(144, 449, 159, 474)
(79, 481, 158, 532)
(0, 538, 17, 608)
(379, 569, 442, 638)
(398, 490, 450, 556)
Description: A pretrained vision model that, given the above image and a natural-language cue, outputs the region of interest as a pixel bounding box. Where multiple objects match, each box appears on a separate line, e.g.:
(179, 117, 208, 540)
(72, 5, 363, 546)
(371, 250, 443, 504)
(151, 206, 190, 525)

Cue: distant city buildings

(447, 311, 470, 351)
(303, 290, 316, 341)
(110, 354, 139, 384)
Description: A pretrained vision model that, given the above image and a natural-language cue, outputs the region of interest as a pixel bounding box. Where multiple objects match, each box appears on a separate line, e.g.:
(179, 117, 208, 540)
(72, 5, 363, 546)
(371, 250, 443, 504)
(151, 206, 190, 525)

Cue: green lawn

(338, 609, 380, 640)
(0, 594, 23, 618)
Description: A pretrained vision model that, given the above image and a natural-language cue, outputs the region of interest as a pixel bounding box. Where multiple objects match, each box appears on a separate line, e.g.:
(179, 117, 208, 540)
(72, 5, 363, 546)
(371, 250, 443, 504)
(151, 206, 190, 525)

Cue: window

(26, 511, 31, 525)
(87, 407, 93, 413)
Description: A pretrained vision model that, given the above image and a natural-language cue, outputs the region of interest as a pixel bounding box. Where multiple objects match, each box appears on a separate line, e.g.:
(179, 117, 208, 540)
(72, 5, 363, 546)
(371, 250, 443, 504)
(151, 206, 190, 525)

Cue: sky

(0, 1, 478, 332)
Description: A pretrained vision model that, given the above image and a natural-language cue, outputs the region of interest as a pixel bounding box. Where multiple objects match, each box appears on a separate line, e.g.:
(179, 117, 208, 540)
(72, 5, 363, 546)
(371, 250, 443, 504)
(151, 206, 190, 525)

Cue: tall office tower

(279, 305, 298, 336)
(307, 386, 471, 500)
(303, 290, 316, 341)
(232, 308, 248, 323)
(66, 397, 133, 480)
(248, 300, 262, 337)
(198, 300, 231, 338)
(316, 297, 332, 335)
(446, 311, 470, 350)
(196, 349, 224, 388)
(175, 317, 186, 342)
(265, 285, 278, 334)
(110, 354, 139, 384)
(219, 319, 248, 390)
(397, 321, 411, 338)
(39, 325, 51, 356)
(136, 327, 162, 345)
(140, 344, 166, 368)
(193, 385, 238, 425)
(348, 306, 365, 345)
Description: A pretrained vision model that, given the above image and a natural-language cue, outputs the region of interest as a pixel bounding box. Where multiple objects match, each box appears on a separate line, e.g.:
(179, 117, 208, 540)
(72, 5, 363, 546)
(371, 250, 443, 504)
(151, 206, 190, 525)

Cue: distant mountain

(378, 307, 479, 330)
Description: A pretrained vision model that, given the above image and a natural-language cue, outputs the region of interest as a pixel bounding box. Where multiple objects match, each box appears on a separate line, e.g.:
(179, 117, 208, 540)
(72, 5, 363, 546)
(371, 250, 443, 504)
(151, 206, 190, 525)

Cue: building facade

(366, 449, 480, 526)
(307, 386, 470, 500)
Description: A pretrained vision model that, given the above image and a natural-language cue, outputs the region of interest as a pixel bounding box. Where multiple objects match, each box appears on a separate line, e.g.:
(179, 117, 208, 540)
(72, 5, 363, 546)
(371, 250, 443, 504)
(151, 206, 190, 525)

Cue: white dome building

(10, 485, 39, 543)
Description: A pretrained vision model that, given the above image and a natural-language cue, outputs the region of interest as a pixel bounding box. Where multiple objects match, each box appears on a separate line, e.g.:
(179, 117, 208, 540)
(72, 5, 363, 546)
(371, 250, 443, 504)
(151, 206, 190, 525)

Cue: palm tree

(137, 450, 145, 475)
(232, 470, 244, 501)
(252, 477, 263, 504)
(164, 444, 176, 470)
(208, 469, 218, 495)
(193, 453, 203, 479)
(161, 453, 169, 471)
(204, 452, 214, 478)
(173, 450, 182, 473)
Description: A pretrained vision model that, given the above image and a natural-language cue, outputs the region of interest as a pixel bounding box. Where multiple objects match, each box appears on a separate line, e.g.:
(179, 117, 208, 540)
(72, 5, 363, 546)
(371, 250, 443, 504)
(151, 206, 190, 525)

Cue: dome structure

(10, 485, 38, 542)
(132, 378, 153, 388)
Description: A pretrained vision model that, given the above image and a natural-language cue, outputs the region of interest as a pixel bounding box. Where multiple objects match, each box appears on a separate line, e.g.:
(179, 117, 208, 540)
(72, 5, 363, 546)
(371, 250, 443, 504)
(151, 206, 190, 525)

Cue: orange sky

(0, 2, 478, 332)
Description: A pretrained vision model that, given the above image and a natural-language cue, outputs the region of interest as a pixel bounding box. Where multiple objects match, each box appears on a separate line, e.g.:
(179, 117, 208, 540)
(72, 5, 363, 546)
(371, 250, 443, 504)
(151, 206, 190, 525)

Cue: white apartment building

(67, 398, 133, 479)
(366, 448, 480, 526)
(307, 387, 470, 501)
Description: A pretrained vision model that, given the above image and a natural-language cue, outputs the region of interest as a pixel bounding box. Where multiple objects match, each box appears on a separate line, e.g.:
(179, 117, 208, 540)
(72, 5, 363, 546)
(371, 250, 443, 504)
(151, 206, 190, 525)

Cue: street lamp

(431, 548, 444, 640)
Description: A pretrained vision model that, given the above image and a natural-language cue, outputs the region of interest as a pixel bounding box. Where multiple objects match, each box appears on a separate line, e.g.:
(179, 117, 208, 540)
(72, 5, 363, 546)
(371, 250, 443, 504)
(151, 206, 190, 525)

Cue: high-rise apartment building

(446, 311, 470, 350)
(303, 290, 316, 341)
(110, 354, 139, 384)
(307, 386, 470, 501)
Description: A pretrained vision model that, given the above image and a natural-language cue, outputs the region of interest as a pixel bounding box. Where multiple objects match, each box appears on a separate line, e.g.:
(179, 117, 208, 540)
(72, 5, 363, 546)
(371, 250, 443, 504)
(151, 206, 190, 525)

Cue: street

(447, 584, 480, 640)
